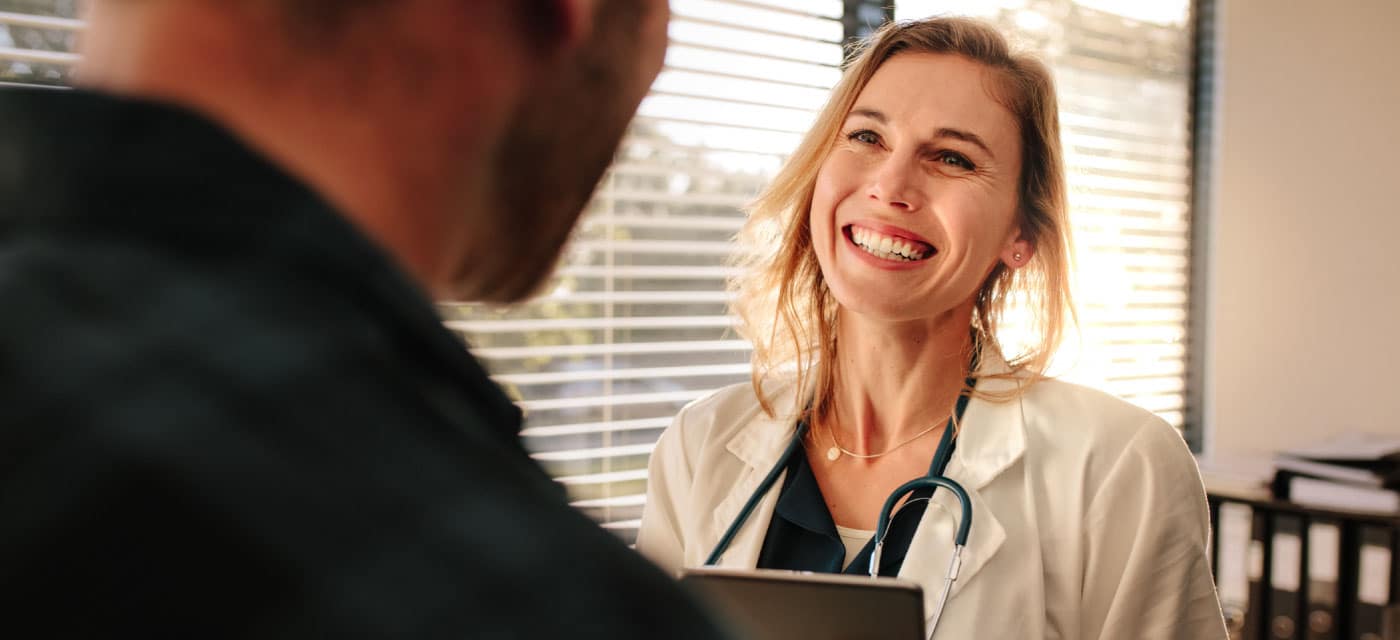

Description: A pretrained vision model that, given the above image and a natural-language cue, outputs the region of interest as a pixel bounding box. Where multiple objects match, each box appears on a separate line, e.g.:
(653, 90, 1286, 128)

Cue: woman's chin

(830, 290, 932, 324)
(828, 279, 975, 327)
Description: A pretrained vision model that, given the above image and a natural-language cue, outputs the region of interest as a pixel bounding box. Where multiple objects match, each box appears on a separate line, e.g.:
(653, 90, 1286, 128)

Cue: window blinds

(4, 0, 1202, 543)
(3, 0, 845, 546)
(443, 0, 846, 544)
(897, 0, 1197, 430)
(0, 2, 80, 87)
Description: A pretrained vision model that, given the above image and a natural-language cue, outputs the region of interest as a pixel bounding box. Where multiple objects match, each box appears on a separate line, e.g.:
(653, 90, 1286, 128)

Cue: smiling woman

(733, 18, 1072, 420)
(812, 53, 1032, 333)
(637, 16, 1228, 639)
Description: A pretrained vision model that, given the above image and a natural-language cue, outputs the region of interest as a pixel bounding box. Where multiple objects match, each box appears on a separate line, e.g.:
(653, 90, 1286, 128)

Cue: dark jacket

(0, 88, 726, 639)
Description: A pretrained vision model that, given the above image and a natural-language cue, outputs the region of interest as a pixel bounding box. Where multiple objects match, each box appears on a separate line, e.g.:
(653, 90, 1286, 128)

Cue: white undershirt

(835, 524, 875, 570)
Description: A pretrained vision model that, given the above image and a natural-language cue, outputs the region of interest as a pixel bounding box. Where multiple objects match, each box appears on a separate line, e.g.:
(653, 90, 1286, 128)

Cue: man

(0, 1, 728, 637)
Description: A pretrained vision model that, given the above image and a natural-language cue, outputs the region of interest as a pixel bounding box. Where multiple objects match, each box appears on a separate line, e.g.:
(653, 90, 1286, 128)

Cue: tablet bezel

(679, 567, 926, 640)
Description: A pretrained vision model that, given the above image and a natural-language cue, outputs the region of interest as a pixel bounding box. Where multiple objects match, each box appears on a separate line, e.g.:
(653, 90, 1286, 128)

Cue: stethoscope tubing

(702, 419, 811, 567)
(705, 409, 972, 572)
(702, 386, 976, 639)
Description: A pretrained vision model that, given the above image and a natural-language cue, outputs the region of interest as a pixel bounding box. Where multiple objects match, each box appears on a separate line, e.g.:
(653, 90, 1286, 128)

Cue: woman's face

(810, 53, 1030, 323)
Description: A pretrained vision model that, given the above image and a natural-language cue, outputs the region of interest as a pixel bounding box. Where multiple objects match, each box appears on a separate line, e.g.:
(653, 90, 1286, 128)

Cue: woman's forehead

(851, 53, 1020, 155)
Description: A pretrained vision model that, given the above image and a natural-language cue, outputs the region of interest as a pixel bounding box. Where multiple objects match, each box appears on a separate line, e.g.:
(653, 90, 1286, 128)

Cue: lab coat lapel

(898, 373, 1026, 619)
(706, 384, 803, 568)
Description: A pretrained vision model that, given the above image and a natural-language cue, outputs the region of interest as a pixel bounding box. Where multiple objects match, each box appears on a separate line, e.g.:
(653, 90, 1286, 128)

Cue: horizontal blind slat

(496, 363, 751, 386)
(520, 417, 675, 439)
(0, 11, 83, 30)
(533, 443, 657, 463)
(446, 316, 737, 334)
(0, 46, 79, 65)
(582, 213, 747, 232)
(569, 239, 741, 256)
(571, 494, 648, 509)
(556, 265, 740, 279)
(470, 339, 752, 361)
(555, 469, 650, 487)
(518, 389, 714, 412)
(671, 0, 844, 41)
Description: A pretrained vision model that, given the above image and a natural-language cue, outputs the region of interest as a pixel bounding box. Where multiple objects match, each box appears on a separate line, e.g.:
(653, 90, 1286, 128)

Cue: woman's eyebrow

(848, 107, 887, 123)
(931, 127, 994, 159)
(848, 107, 995, 159)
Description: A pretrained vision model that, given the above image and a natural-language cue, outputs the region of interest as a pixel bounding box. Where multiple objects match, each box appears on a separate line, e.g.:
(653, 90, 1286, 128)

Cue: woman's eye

(848, 130, 880, 145)
(937, 152, 975, 170)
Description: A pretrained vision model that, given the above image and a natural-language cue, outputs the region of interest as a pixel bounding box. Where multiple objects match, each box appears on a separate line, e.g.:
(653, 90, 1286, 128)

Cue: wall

(1205, 0, 1400, 457)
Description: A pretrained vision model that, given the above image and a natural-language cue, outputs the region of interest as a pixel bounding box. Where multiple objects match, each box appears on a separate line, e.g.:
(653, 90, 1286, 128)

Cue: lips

(843, 224, 936, 262)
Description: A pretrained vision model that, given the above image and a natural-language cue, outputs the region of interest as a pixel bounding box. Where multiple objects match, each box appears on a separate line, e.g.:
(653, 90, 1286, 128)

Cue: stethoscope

(703, 389, 974, 638)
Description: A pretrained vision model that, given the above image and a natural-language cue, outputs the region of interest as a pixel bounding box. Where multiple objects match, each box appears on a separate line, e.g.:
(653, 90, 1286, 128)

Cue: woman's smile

(842, 222, 936, 269)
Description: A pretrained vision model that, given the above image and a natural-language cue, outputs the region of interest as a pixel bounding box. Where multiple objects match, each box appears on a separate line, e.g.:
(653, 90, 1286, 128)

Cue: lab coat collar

(711, 351, 1030, 602)
(707, 378, 803, 568)
(722, 351, 1028, 487)
(902, 351, 1027, 620)
(946, 352, 1029, 491)
(724, 379, 803, 472)
(709, 350, 1029, 601)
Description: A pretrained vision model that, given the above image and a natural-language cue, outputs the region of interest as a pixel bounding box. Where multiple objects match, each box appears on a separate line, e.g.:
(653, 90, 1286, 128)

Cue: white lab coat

(637, 368, 1229, 639)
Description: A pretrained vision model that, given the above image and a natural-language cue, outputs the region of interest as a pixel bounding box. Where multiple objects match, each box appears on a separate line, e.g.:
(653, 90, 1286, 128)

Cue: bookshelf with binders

(1207, 486, 1400, 640)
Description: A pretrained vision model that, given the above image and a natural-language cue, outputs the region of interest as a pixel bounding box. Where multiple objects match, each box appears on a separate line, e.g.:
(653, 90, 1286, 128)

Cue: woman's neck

(826, 302, 976, 453)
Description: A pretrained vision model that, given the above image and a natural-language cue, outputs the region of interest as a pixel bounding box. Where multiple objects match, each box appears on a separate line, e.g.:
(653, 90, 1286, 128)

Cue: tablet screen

(679, 567, 925, 640)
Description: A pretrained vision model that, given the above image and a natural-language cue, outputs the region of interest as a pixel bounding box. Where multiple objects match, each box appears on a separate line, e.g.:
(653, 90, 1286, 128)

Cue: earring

(1013, 252, 1023, 263)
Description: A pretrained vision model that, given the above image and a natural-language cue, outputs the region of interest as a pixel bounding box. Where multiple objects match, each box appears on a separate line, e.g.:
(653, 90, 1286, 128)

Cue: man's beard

(453, 0, 646, 304)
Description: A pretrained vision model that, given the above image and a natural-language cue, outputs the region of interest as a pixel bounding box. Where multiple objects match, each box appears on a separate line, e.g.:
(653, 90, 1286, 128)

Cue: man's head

(459, 0, 671, 302)
(78, 0, 670, 303)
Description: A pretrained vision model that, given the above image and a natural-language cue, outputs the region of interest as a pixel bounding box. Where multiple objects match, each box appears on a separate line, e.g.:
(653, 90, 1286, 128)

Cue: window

(3, 0, 1206, 541)
(897, 0, 1199, 434)
(443, 0, 847, 545)
(0, 1, 81, 87)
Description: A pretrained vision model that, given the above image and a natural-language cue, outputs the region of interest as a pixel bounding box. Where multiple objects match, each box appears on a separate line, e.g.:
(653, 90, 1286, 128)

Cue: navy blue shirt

(755, 391, 970, 577)
(754, 435, 944, 576)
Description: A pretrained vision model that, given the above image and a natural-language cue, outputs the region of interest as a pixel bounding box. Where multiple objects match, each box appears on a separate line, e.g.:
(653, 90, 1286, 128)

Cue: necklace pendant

(826, 446, 841, 461)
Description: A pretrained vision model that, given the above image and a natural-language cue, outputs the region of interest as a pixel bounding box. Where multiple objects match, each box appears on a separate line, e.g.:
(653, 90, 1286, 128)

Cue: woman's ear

(1000, 232, 1035, 270)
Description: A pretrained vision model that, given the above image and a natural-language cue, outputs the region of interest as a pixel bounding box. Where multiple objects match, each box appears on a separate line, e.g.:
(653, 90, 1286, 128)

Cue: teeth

(849, 226, 929, 262)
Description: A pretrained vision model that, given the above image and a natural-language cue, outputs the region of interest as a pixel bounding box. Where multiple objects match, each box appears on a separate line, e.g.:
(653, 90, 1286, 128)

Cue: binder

(1348, 523, 1393, 640)
(1305, 518, 1341, 640)
(1245, 508, 1271, 640)
(1211, 498, 1221, 571)
(1204, 479, 1400, 640)
(1271, 513, 1304, 639)
(1217, 501, 1257, 638)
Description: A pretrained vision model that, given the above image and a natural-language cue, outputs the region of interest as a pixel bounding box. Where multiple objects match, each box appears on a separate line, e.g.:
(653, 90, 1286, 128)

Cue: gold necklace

(824, 413, 956, 461)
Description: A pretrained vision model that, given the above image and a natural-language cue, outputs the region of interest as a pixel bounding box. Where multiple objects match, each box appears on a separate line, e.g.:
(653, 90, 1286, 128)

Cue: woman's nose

(866, 156, 923, 212)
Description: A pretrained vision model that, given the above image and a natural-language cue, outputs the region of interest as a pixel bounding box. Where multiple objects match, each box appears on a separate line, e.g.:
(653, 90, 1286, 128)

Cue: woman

(636, 16, 1227, 639)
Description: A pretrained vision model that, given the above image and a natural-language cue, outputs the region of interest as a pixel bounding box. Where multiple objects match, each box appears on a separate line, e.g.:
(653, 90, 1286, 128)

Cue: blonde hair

(731, 16, 1074, 418)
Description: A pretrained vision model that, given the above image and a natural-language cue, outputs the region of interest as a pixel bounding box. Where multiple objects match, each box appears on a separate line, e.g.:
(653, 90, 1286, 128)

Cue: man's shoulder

(0, 223, 433, 474)
(1, 217, 381, 376)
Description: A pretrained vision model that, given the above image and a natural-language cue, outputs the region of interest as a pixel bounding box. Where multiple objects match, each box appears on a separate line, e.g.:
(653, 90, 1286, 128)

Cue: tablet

(679, 567, 925, 640)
